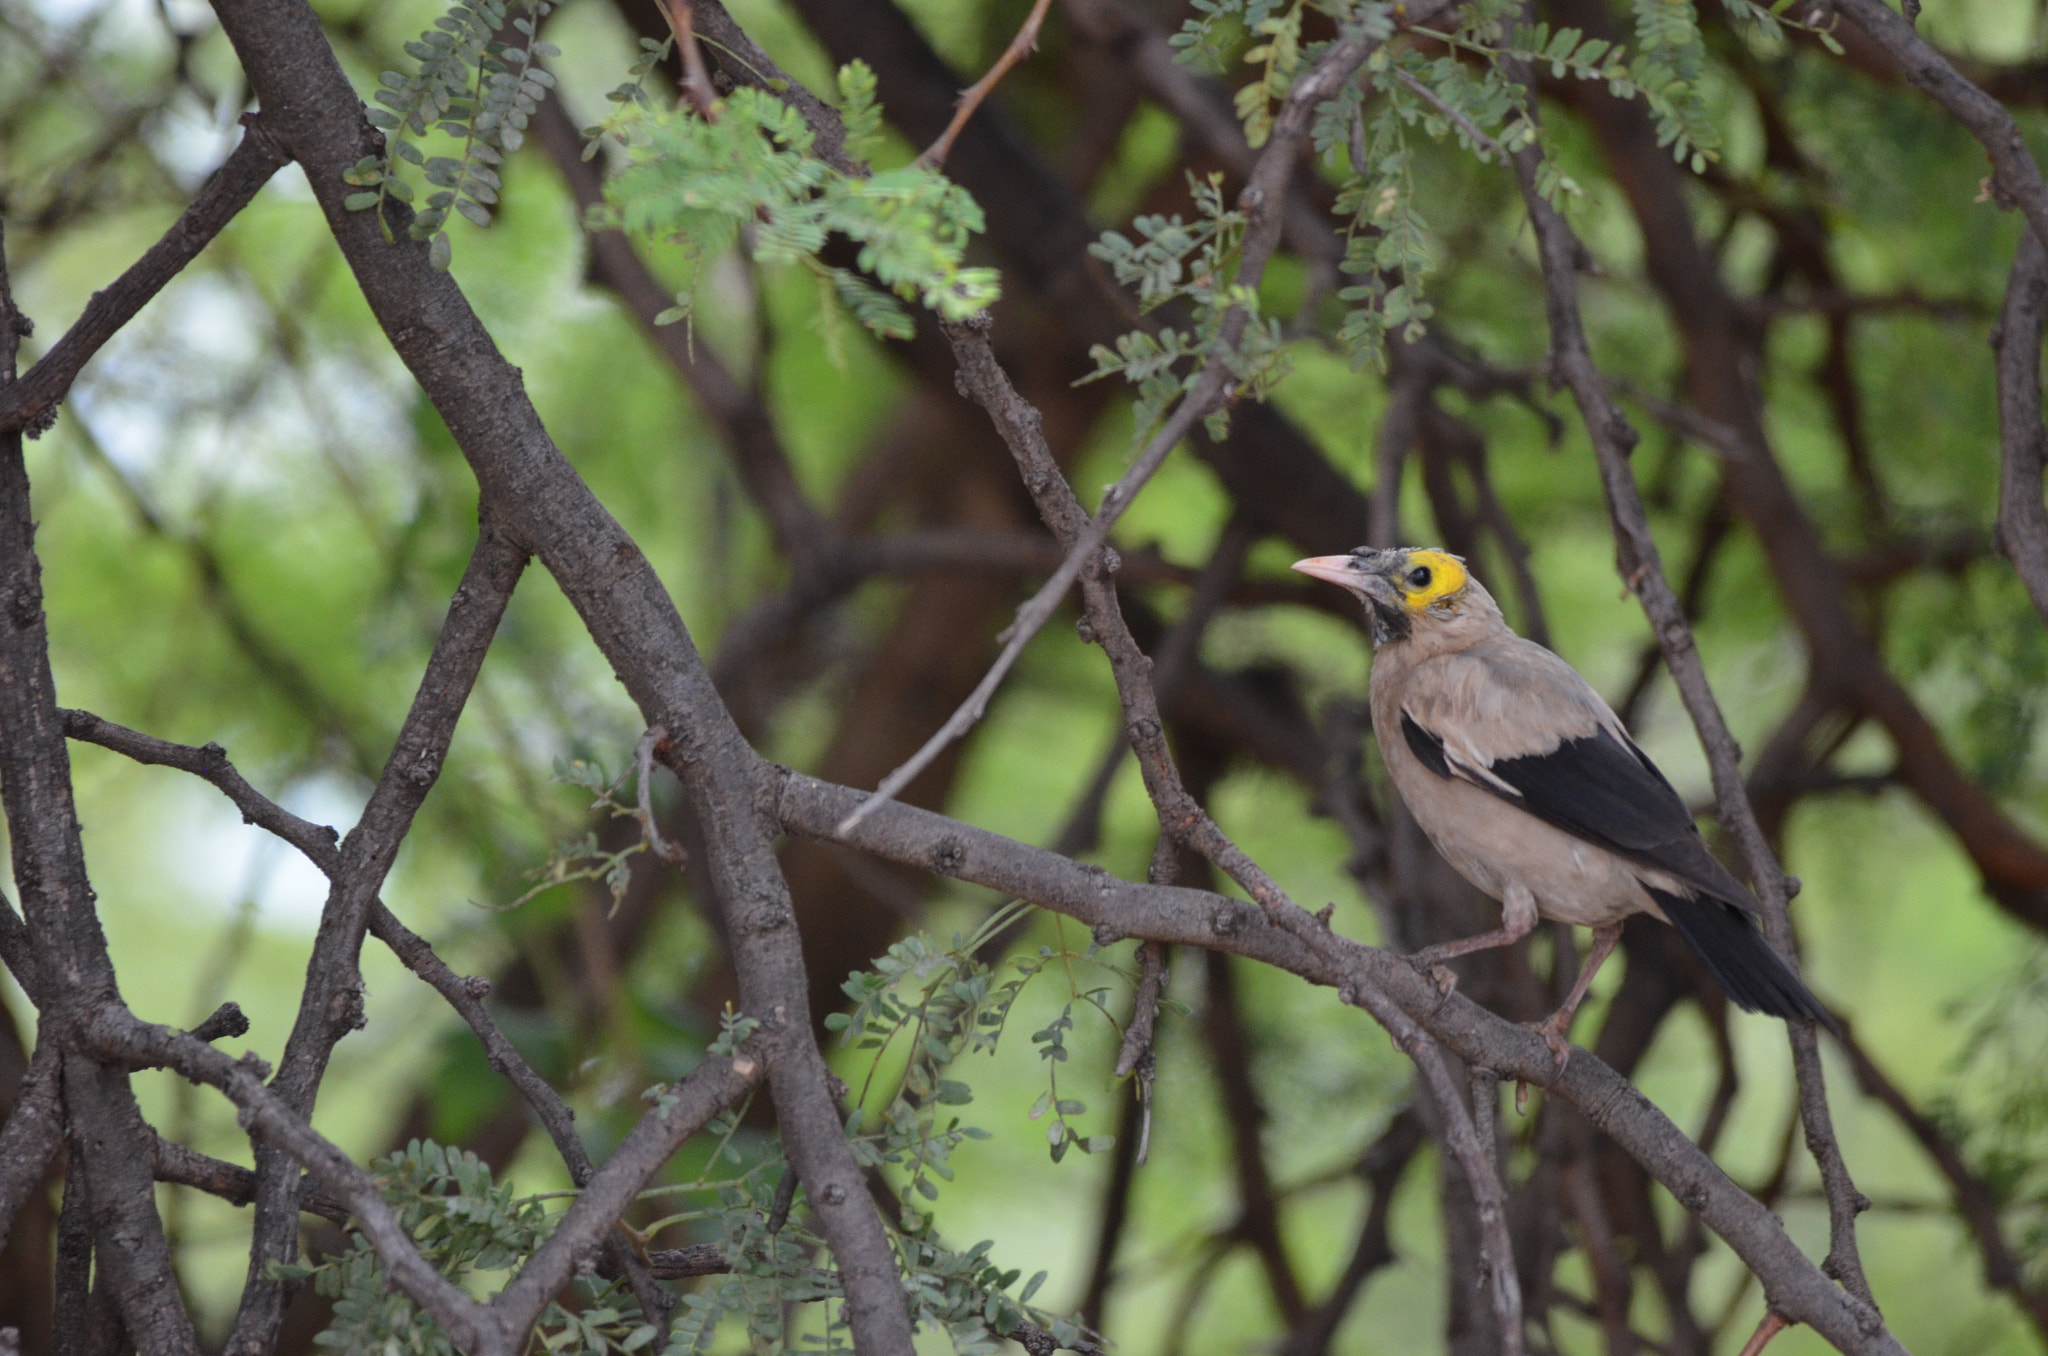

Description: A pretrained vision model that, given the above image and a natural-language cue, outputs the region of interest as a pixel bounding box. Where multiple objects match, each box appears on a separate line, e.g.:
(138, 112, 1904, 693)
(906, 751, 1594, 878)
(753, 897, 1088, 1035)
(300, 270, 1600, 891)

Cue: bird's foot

(1405, 951, 1460, 997)
(1529, 1010, 1575, 1072)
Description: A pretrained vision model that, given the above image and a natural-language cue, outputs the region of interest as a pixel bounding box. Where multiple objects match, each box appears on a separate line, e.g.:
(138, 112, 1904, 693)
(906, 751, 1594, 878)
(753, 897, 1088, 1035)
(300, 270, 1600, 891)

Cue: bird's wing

(1397, 642, 1755, 911)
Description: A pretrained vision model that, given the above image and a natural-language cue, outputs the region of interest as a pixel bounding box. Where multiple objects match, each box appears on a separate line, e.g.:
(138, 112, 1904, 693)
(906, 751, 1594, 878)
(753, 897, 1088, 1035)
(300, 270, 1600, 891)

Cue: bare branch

(148, 1132, 350, 1226)
(917, 0, 1054, 169)
(0, 1041, 61, 1251)
(0, 120, 289, 437)
(1502, 98, 1876, 1307)
(1995, 225, 2048, 627)
(228, 526, 526, 1355)
(655, 0, 719, 120)
(0, 216, 203, 1356)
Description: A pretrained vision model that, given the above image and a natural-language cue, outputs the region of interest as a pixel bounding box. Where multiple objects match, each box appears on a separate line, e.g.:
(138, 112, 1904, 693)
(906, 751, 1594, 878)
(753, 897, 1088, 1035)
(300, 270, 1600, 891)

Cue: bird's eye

(1406, 566, 1432, 589)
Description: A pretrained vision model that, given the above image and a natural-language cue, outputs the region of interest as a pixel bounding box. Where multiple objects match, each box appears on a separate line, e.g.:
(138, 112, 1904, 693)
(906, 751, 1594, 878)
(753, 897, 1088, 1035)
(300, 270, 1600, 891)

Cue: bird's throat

(1367, 599, 1410, 646)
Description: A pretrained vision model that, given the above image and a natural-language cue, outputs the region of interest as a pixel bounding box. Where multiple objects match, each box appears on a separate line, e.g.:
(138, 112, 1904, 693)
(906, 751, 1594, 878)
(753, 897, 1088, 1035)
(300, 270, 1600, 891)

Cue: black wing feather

(1484, 726, 1691, 856)
(1399, 712, 1749, 909)
(1401, 712, 1453, 779)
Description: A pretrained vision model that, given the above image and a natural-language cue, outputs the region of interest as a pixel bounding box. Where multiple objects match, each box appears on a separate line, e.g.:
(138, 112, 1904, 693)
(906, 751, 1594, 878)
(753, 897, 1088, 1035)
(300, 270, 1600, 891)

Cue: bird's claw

(1530, 1014, 1574, 1072)
(1405, 953, 1459, 996)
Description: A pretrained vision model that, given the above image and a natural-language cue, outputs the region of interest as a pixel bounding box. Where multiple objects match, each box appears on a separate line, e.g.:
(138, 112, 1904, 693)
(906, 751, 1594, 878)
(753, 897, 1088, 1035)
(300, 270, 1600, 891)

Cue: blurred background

(3, 0, 2047, 1350)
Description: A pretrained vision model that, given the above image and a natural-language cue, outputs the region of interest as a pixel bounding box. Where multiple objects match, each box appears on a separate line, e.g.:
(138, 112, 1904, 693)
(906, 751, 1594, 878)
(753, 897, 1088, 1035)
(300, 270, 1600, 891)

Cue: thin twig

(1737, 1311, 1792, 1356)
(1345, 984, 1524, 1354)
(657, 0, 719, 120)
(637, 728, 689, 866)
(917, 0, 1054, 168)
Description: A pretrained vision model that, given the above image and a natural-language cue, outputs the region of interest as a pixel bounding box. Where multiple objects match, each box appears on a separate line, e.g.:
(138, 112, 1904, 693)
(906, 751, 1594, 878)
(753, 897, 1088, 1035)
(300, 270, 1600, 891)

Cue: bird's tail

(1644, 886, 1838, 1034)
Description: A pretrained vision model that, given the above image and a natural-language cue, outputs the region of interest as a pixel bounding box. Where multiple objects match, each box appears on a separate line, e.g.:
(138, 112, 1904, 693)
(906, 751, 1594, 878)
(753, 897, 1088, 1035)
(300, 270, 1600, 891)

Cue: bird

(1292, 545, 1832, 1063)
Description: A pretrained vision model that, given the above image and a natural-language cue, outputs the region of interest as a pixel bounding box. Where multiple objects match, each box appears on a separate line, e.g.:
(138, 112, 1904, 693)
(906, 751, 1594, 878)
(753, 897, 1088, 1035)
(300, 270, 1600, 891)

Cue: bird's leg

(1407, 886, 1538, 995)
(1530, 923, 1623, 1070)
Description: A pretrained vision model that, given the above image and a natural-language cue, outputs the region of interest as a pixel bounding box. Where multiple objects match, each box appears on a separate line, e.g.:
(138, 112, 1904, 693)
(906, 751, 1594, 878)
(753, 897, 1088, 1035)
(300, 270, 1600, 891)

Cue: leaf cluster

(486, 756, 658, 914)
(343, 0, 559, 269)
(269, 1141, 655, 1356)
(1109, 0, 1736, 376)
(1935, 948, 2048, 1283)
(592, 69, 1000, 344)
(826, 920, 1108, 1351)
(1082, 173, 1288, 441)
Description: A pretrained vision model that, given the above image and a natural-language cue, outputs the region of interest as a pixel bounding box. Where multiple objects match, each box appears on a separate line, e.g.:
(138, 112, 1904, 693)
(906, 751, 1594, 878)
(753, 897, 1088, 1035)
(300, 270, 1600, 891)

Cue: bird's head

(1290, 547, 1479, 646)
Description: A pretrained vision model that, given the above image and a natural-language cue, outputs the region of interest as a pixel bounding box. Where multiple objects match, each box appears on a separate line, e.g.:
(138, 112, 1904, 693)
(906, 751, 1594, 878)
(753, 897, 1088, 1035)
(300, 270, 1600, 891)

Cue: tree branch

(0, 215, 203, 1356)
(0, 1041, 61, 1252)
(917, 0, 1053, 169)
(1504, 80, 1876, 1308)
(772, 769, 1906, 1352)
(0, 120, 289, 437)
(60, 705, 674, 1322)
(228, 525, 527, 1355)
(1994, 224, 2048, 628)
(201, 0, 917, 1344)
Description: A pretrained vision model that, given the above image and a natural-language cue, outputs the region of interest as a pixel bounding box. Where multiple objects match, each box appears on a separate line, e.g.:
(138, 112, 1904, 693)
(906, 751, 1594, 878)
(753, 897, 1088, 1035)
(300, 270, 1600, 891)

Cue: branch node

(191, 1002, 251, 1043)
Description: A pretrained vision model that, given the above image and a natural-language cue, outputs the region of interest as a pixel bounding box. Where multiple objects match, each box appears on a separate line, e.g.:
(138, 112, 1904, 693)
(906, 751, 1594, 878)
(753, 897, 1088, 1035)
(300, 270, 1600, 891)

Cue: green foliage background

(5, 0, 2048, 1349)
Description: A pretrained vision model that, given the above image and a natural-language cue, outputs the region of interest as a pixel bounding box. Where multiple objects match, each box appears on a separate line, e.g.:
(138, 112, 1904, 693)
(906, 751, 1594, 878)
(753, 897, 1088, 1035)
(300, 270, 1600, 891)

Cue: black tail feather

(1645, 886, 1838, 1034)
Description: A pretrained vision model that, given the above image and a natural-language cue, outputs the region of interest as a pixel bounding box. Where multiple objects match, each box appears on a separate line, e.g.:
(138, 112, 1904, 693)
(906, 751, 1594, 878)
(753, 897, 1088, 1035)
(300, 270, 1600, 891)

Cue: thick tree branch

(1994, 224, 2048, 628)
(201, 1, 917, 1345)
(0, 218, 202, 1356)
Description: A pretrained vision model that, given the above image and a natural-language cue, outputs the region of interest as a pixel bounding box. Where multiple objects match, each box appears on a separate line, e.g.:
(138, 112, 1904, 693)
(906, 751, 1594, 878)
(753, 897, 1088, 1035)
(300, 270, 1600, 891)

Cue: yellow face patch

(1395, 549, 1468, 610)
